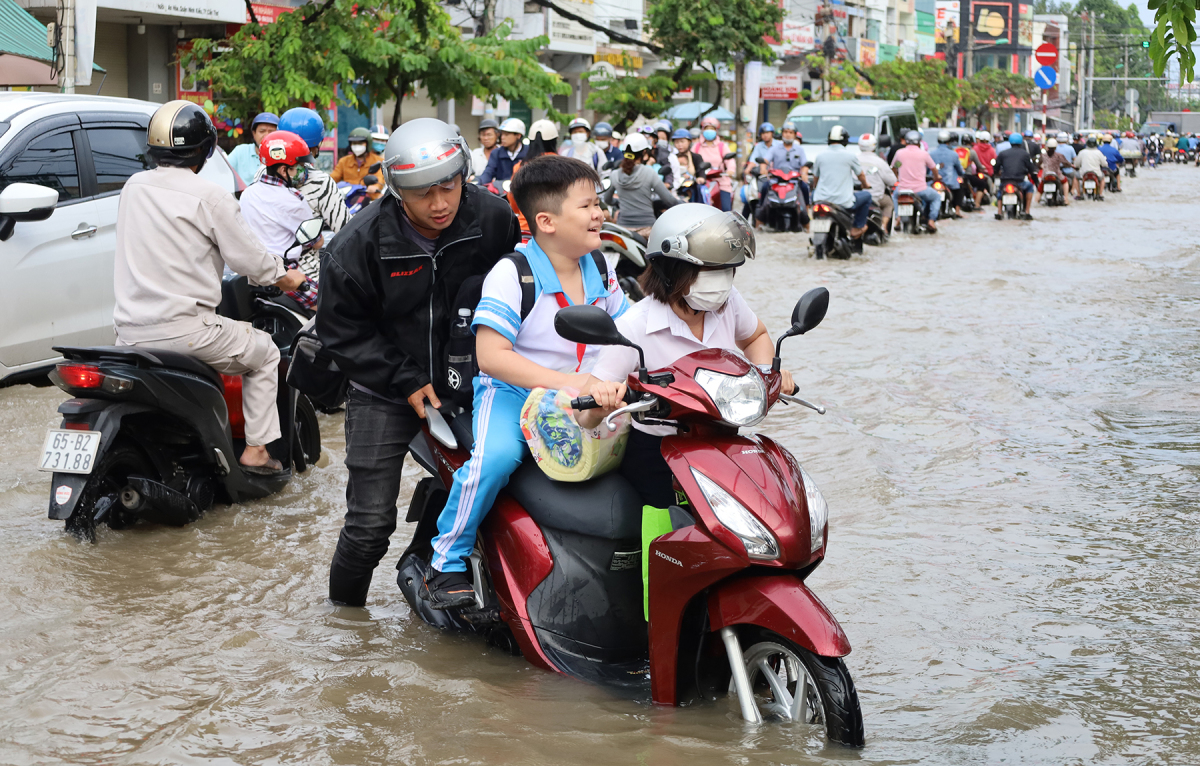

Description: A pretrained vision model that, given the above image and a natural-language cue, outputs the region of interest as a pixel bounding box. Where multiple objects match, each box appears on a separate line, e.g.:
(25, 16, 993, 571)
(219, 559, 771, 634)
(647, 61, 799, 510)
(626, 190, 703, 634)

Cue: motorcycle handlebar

(571, 388, 640, 410)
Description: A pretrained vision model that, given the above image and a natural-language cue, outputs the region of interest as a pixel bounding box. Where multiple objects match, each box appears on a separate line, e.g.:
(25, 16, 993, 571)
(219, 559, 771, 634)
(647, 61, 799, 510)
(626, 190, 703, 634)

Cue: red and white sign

(1035, 42, 1058, 67)
(248, 2, 294, 23)
(761, 73, 802, 101)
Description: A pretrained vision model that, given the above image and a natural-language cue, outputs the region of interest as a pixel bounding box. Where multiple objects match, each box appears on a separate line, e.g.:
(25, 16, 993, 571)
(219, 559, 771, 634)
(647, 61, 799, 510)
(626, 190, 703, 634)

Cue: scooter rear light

(1004, 184, 1016, 193)
(813, 204, 830, 214)
(63, 421, 92, 432)
(933, 181, 945, 191)
(600, 231, 628, 251)
(55, 363, 103, 389)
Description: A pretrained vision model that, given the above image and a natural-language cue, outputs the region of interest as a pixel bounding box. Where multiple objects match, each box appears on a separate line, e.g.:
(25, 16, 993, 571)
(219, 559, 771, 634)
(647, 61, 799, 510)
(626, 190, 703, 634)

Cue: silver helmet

(647, 203, 755, 268)
(382, 118, 470, 194)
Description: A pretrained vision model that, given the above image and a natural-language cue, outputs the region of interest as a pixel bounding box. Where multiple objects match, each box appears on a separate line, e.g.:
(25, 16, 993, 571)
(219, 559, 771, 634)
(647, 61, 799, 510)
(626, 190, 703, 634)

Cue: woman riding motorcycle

(601, 133, 679, 238)
(692, 116, 736, 211)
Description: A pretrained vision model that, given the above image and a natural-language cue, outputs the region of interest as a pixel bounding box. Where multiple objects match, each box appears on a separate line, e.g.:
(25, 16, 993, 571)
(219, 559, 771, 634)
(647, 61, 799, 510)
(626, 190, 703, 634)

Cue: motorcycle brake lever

(604, 397, 659, 432)
(779, 393, 826, 415)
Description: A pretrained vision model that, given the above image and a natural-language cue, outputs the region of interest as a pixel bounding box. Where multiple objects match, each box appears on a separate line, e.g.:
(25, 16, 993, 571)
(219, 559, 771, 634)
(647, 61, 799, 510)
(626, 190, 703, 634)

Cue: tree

(185, 0, 567, 131)
(867, 59, 964, 122)
(963, 68, 1036, 125)
(585, 0, 784, 129)
(1147, 0, 1197, 82)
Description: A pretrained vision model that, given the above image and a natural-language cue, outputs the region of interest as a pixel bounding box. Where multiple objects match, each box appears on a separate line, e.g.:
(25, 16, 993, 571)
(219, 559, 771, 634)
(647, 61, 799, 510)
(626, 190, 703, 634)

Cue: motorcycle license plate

(897, 204, 914, 216)
(937, 192, 945, 202)
(38, 429, 101, 474)
(1044, 184, 1056, 192)
(811, 218, 833, 233)
(1002, 194, 1017, 205)
(1084, 181, 1095, 191)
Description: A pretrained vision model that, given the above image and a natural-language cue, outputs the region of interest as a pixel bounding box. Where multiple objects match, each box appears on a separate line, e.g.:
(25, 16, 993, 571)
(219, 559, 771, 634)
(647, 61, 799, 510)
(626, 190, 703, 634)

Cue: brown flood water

(1, 165, 1198, 765)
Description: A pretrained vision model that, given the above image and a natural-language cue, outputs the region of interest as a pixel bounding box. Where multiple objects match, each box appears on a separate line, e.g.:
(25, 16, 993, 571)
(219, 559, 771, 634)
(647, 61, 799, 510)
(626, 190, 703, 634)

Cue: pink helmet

(700, 115, 720, 129)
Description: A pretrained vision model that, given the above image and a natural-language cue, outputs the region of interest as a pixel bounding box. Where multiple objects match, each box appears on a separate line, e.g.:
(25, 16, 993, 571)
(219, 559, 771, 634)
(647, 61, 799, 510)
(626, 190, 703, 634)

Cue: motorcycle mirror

(369, 162, 382, 173)
(294, 217, 324, 246)
(555, 305, 628, 347)
(362, 174, 379, 186)
(773, 287, 830, 371)
(722, 151, 737, 160)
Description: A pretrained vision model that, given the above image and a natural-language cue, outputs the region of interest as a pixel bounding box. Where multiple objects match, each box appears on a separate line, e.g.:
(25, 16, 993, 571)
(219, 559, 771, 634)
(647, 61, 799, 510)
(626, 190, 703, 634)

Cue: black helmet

(147, 100, 217, 168)
(479, 118, 499, 132)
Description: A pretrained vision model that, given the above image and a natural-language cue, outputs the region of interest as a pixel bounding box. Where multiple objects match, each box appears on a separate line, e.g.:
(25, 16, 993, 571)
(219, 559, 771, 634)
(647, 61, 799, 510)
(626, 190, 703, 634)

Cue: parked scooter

(810, 202, 859, 260)
(40, 221, 324, 541)
(395, 289, 864, 746)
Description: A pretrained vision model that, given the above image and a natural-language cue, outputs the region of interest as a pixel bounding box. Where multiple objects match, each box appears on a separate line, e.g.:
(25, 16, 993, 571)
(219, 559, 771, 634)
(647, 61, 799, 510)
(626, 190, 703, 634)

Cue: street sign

(1035, 42, 1058, 66)
(1034, 66, 1057, 90)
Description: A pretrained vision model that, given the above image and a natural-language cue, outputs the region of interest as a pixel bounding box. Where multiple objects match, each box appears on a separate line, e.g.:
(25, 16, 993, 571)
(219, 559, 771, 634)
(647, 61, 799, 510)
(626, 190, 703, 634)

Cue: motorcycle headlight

(694, 367, 767, 428)
(691, 468, 779, 560)
(798, 465, 828, 554)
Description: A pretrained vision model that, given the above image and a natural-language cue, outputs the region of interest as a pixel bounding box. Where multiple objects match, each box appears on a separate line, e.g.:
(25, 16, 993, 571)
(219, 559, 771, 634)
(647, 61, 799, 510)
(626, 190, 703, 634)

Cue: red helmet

(258, 130, 312, 168)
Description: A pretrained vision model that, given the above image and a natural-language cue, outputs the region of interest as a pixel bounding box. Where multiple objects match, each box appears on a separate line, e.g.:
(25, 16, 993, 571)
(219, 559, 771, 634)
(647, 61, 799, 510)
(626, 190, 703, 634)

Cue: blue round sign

(1034, 66, 1057, 90)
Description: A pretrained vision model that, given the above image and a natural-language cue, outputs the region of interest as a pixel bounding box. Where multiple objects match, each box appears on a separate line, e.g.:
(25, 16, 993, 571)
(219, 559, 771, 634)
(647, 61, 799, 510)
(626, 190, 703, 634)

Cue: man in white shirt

(471, 118, 500, 177)
(856, 133, 897, 233)
(114, 101, 305, 474)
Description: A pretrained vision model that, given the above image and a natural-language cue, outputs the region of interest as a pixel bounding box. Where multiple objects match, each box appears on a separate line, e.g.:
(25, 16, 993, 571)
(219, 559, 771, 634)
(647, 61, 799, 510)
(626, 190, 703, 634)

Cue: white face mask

(684, 269, 735, 312)
(350, 143, 366, 157)
(596, 139, 609, 149)
(571, 132, 588, 145)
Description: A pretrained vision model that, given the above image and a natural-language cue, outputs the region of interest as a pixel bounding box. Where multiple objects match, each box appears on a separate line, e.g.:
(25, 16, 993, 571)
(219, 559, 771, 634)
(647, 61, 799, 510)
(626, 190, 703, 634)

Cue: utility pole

(965, 0, 974, 78)
(58, 0, 76, 93)
(1123, 33, 1129, 126)
(1087, 14, 1096, 128)
(1074, 19, 1085, 131)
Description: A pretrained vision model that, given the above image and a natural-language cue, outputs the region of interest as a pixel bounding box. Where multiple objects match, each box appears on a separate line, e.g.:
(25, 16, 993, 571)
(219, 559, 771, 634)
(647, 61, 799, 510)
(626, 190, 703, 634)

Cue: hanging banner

(744, 61, 763, 137)
(780, 21, 816, 56)
(75, 0, 97, 87)
(858, 38, 878, 66)
(935, 1, 960, 44)
(1018, 3, 1034, 47)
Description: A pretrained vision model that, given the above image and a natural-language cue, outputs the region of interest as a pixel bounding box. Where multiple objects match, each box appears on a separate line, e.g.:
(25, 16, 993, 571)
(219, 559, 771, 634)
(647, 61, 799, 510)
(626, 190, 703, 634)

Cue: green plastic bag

(641, 505, 674, 621)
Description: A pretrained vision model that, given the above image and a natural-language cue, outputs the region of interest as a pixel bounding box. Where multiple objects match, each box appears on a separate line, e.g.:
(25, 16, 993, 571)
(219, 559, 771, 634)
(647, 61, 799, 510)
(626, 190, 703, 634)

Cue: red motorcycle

(759, 168, 803, 232)
(1081, 170, 1103, 200)
(396, 288, 864, 746)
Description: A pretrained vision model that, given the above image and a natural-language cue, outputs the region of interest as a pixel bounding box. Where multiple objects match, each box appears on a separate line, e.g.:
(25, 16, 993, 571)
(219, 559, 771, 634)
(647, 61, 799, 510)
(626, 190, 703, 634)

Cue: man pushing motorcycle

(113, 101, 307, 475)
(316, 118, 522, 607)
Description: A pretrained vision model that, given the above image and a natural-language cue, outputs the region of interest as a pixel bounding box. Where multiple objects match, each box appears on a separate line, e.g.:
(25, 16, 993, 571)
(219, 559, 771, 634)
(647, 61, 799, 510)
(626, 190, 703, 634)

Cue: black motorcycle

(1039, 174, 1066, 206)
(40, 222, 324, 540)
(997, 181, 1028, 220)
(810, 202, 860, 260)
(893, 189, 929, 234)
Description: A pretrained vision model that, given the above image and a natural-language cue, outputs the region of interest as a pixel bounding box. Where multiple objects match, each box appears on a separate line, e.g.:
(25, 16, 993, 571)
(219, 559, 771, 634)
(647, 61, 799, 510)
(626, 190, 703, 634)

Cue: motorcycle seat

(55, 346, 223, 389)
(624, 230, 648, 247)
(504, 458, 643, 541)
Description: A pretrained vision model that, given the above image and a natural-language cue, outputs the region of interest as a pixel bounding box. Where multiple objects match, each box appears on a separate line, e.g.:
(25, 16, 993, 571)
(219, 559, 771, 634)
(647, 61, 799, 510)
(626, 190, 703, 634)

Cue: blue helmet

(671, 128, 691, 140)
(250, 112, 279, 129)
(1009, 133, 1023, 146)
(655, 119, 673, 133)
(1023, 129, 1033, 137)
(760, 122, 776, 135)
(278, 107, 325, 149)
(594, 121, 613, 138)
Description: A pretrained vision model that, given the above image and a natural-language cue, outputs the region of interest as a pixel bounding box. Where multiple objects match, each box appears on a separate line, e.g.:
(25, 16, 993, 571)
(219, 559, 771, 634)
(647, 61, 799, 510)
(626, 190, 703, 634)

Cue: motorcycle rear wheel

(65, 441, 155, 539)
(293, 393, 322, 473)
(738, 628, 864, 747)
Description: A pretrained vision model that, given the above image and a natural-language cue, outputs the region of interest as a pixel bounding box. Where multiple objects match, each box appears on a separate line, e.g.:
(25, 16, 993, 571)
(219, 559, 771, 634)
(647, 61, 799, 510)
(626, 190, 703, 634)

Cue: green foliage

(963, 67, 1037, 122)
(1147, 0, 1197, 81)
(789, 54, 861, 105)
(867, 59, 962, 122)
(584, 65, 707, 132)
(184, 0, 568, 130)
(1093, 109, 1139, 129)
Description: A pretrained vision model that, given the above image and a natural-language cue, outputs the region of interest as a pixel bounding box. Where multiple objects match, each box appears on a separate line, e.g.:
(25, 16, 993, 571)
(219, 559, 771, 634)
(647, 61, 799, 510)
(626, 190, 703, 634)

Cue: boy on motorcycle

(239, 130, 323, 310)
(423, 155, 631, 609)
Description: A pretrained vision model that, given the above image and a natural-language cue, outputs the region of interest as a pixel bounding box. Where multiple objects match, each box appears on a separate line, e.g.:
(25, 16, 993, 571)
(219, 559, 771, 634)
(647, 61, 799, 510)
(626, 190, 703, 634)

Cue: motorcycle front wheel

(737, 628, 864, 747)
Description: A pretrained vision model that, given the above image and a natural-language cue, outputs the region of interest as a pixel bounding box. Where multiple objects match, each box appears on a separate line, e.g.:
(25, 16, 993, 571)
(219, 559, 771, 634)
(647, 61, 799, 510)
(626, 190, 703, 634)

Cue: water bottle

(446, 308, 475, 408)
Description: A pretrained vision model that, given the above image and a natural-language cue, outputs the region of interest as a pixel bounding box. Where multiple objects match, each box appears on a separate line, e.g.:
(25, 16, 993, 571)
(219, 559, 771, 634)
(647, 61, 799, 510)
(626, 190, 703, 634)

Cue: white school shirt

(472, 238, 630, 377)
(590, 288, 759, 435)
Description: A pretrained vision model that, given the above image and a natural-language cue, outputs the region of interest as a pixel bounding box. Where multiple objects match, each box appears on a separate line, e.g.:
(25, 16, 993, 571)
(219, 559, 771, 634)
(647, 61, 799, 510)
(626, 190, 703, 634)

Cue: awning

(0, 0, 103, 86)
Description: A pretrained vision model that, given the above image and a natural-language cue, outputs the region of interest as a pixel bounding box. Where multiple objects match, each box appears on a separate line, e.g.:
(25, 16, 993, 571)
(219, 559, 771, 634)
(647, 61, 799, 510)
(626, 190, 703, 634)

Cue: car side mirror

(773, 287, 830, 371)
(0, 183, 58, 222)
(369, 162, 382, 173)
(294, 217, 324, 247)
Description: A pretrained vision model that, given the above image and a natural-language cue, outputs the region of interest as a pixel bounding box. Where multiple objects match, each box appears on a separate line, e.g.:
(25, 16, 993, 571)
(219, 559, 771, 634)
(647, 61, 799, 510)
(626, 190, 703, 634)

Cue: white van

(0, 93, 243, 386)
(784, 100, 919, 163)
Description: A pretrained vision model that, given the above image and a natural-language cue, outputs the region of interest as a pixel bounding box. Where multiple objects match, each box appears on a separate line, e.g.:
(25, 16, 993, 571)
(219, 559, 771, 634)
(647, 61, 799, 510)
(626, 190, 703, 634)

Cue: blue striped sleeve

(473, 316, 518, 344)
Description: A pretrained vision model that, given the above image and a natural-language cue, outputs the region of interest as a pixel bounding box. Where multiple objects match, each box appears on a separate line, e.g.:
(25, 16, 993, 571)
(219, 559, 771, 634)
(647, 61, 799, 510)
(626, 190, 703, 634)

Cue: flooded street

(2, 165, 1198, 765)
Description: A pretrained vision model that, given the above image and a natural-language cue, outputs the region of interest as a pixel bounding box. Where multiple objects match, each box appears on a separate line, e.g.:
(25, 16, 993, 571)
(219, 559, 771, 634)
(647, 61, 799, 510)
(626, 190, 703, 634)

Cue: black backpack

(444, 250, 608, 409)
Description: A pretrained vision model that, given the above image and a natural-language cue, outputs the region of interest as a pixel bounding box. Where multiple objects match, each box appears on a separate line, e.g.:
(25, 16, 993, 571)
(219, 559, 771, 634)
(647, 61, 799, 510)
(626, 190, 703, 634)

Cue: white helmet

(529, 119, 559, 141)
(937, 129, 952, 144)
(647, 203, 755, 268)
(1057, 132, 1070, 142)
(858, 133, 877, 152)
(621, 133, 650, 155)
(498, 118, 526, 136)
(567, 117, 591, 133)
(976, 130, 992, 143)
(382, 118, 469, 194)
(1045, 137, 1058, 148)
(828, 125, 850, 144)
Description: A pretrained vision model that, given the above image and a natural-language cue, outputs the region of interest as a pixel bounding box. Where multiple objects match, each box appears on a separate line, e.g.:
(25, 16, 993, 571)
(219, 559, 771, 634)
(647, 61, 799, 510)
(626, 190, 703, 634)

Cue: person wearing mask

(1074, 134, 1108, 200)
(331, 127, 383, 190)
(668, 128, 709, 202)
(994, 132, 1037, 219)
(811, 125, 873, 239)
(316, 118, 522, 607)
(370, 126, 389, 154)
(226, 111, 278, 184)
(113, 101, 306, 475)
(749, 122, 784, 195)
(1098, 134, 1123, 192)
(240, 130, 323, 309)
(857, 133, 896, 233)
(929, 130, 965, 219)
(559, 117, 603, 169)
(891, 129, 943, 232)
(471, 119, 500, 177)
(601, 133, 680, 237)
(653, 119, 674, 171)
(1035, 138, 1072, 206)
(593, 122, 621, 167)
(478, 118, 528, 185)
(276, 107, 349, 233)
(693, 115, 736, 211)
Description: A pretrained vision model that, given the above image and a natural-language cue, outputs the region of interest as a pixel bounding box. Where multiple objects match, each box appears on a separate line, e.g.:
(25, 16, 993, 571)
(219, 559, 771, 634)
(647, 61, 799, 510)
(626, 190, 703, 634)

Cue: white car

(0, 93, 244, 385)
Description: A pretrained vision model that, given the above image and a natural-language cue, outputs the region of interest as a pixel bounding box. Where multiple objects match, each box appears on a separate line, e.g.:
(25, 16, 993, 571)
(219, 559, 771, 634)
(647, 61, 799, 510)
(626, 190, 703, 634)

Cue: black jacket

(316, 184, 521, 402)
(995, 147, 1036, 183)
